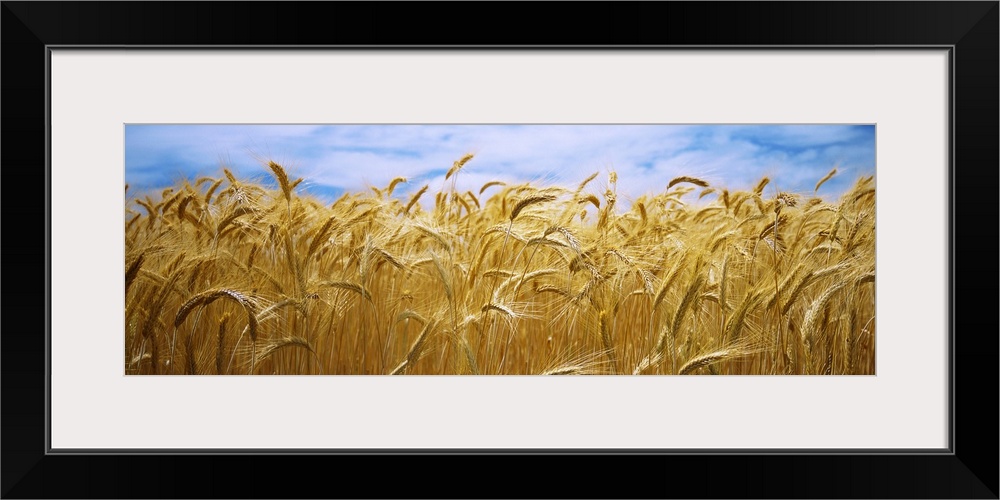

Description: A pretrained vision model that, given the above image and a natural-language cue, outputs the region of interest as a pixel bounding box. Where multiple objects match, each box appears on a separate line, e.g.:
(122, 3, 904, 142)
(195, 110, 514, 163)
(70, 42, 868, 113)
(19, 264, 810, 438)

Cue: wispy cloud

(126, 124, 875, 203)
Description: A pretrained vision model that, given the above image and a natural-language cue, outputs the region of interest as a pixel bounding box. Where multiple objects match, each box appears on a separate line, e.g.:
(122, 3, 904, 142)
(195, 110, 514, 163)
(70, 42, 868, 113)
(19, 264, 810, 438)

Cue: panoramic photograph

(124, 124, 875, 375)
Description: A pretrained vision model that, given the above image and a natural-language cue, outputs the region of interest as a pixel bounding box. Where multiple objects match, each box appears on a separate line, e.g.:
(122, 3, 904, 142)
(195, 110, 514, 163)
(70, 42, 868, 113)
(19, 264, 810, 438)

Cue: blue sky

(125, 125, 874, 204)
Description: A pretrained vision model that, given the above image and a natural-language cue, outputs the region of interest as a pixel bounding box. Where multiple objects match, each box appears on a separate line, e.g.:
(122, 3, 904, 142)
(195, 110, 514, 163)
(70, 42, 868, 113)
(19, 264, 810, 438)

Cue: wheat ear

(510, 195, 557, 221)
(267, 161, 292, 202)
(445, 153, 474, 180)
(815, 168, 837, 192)
(678, 348, 745, 375)
(175, 288, 259, 340)
(390, 319, 438, 374)
(667, 176, 710, 188)
(403, 185, 429, 215)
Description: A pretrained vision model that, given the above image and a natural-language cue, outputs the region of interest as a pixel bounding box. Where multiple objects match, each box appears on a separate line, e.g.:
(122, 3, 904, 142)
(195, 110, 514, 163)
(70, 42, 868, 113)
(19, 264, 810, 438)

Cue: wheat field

(124, 158, 875, 375)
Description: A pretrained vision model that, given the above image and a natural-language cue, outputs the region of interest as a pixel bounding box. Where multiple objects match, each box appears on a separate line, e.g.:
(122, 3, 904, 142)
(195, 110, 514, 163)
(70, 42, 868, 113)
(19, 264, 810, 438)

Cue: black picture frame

(3, 2, 996, 498)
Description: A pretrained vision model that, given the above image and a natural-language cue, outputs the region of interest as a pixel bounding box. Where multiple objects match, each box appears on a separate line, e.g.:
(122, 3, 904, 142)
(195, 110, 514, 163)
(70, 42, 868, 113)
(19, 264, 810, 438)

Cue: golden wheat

(125, 157, 875, 375)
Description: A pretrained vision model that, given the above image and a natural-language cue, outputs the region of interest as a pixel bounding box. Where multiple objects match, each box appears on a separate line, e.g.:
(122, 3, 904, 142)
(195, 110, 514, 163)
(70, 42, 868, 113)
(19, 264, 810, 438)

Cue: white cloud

(126, 124, 875, 204)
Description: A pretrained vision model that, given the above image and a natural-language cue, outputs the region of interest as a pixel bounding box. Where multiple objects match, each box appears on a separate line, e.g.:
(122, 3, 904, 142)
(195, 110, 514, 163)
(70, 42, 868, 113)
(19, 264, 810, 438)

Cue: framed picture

(3, 2, 996, 498)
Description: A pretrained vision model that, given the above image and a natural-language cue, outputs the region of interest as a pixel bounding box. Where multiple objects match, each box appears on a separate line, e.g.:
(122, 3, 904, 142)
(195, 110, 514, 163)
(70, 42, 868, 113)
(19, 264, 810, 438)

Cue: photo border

(3, 2, 996, 498)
